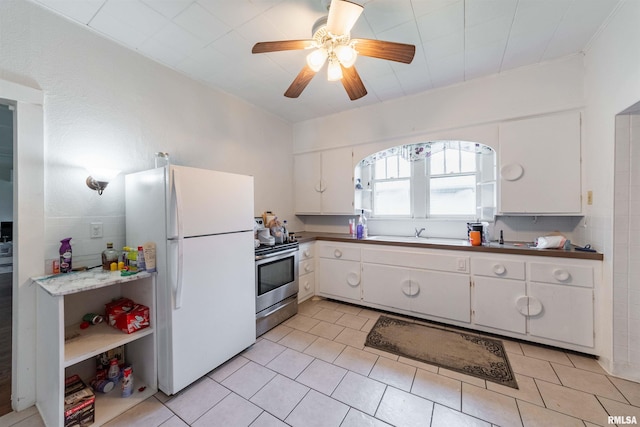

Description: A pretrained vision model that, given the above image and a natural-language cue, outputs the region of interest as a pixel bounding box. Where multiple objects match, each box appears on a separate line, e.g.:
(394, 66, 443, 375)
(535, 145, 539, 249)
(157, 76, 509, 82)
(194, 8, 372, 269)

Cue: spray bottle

(59, 238, 72, 273)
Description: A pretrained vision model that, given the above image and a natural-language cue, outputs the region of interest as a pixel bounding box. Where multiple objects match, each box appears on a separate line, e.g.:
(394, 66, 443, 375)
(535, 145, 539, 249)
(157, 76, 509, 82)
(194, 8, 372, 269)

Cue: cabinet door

(298, 271, 315, 303)
(294, 152, 322, 214)
(528, 282, 593, 347)
(321, 147, 355, 214)
(473, 277, 527, 333)
(411, 270, 471, 323)
(316, 258, 361, 301)
(361, 263, 411, 311)
(499, 112, 581, 214)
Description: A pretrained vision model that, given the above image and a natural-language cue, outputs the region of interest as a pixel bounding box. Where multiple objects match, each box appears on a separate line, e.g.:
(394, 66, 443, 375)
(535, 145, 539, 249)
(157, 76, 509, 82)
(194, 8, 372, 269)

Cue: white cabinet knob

(493, 264, 506, 275)
(553, 269, 570, 282)
(303, 280, 310, 290)
(528, 297, 543, 316)
(346, 272, 360, 287)
(500, 163, 524, 181)
(515, 296, 529, 316)
(304, 264, 312, 273)
(304, 249, 311, 257)
(334, 249, 342, 258)
(401, 280, 412, 296)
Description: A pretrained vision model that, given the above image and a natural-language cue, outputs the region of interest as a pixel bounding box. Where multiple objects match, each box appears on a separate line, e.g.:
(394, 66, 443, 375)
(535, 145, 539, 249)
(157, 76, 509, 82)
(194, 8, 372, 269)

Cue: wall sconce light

(86, 168, 120, 195)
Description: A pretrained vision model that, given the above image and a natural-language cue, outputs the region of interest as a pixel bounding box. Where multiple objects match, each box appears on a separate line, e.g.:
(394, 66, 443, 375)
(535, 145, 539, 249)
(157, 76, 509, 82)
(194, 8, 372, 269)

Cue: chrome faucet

(415, 227, 426, 238)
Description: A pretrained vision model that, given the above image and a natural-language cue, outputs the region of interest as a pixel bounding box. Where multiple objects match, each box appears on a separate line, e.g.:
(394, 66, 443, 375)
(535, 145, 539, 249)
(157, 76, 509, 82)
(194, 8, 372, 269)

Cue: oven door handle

(255, 247, 298, 260)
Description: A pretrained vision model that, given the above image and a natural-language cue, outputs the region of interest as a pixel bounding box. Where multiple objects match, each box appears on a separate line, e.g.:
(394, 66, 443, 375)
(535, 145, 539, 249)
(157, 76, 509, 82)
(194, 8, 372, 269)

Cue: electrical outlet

(587, 190, 593, 205)
(90, 222, 103, 238)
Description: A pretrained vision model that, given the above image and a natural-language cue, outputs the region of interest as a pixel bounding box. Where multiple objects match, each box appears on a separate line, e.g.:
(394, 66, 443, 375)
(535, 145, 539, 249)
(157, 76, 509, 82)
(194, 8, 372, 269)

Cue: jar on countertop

(102, 243, 119, 271)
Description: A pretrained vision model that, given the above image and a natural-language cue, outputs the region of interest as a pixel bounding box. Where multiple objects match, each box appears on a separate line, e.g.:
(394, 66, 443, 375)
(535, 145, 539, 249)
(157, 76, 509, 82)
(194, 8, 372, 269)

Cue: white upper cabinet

(499, 112, 582, 214)
(294, 147, 355, 215)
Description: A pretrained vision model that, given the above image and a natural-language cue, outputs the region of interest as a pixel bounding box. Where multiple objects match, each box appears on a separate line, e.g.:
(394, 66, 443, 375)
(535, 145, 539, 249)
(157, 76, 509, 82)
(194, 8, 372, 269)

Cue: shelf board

(64, 323, 154, 367)
(93, 382, 157, 426)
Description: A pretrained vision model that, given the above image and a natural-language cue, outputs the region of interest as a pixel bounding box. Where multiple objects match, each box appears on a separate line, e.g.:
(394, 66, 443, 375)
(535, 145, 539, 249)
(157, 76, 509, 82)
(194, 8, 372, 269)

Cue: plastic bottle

(59, 238, 72, 273)
(356, 214, 364, 239)
(127, 248, 138, 272)
(121, 366, 133, 397)
(107, 358, 119, 380)
(137, 246, 146, 271)
(102, 243, 119, 271)
(121, 246, 130, 267)
(361, 210, 368, 238)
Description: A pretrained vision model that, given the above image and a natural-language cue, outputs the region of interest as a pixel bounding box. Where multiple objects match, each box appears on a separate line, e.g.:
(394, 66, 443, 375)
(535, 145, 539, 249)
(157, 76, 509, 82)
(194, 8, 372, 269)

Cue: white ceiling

(31, 0, 620, 123)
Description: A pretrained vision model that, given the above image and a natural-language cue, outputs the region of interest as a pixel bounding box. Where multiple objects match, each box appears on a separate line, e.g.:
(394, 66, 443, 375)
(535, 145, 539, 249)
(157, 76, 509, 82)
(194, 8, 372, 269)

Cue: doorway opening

(0, 102, 14, 416)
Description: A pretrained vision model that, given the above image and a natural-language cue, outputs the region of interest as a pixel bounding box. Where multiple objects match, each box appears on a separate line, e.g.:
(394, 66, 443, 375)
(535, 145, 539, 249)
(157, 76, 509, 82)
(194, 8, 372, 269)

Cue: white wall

(0, 0, 296, 408)
(583, 0, 640, 380)
(293, 55, 584, 154)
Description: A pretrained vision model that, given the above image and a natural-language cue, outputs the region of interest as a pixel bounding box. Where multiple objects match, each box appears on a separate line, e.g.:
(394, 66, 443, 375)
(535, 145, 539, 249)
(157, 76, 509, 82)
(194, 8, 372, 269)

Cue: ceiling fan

(251, 0, 416, 101)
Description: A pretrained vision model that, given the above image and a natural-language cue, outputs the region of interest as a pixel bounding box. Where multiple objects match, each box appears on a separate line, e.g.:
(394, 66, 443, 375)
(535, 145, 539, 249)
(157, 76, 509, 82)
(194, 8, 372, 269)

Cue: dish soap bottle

(59, 238, 72, 273)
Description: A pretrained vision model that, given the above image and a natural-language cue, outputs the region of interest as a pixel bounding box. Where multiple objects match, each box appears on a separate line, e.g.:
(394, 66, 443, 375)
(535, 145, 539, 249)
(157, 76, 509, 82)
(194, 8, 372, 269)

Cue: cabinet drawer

(472, 258, 525, 280)
(529, 262, 593, 287)
(299, 259, 314, 275)
(362, 248, 468, 273)
(299, 243, 315, 260)
(318, 244, 361, 261)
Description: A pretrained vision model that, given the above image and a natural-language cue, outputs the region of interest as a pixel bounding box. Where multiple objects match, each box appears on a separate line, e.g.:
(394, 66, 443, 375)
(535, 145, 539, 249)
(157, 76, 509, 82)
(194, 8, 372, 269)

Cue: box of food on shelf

(64, 374, 95, 427)
(105, 298, 150, 334)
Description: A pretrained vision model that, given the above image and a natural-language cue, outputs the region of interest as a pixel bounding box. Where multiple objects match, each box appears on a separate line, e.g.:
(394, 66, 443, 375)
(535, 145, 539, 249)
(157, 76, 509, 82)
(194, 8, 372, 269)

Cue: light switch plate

(90, 222, 103, 238)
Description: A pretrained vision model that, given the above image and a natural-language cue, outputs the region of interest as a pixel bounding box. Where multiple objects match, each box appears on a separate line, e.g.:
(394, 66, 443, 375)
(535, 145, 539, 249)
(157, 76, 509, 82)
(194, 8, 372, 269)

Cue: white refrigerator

(125, 165, 256, 395)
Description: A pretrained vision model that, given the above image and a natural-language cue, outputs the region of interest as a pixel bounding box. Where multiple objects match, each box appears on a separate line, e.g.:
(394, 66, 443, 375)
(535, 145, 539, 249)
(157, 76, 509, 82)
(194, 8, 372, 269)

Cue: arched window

(355, 141, 496, 220)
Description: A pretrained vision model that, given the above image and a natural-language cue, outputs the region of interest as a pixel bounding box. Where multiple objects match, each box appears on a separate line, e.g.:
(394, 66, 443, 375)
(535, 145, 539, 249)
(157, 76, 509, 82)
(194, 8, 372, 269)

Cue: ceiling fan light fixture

(307, 48, 328, 72)
(334, 44, 357, 68)
(326, 0, 364, 35)
(327, 58, 343, 81)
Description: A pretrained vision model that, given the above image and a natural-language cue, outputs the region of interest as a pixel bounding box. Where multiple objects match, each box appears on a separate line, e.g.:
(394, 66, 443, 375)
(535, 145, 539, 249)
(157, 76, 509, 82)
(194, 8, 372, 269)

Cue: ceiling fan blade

(284, 65, 317, 98)
(252, 40, 315, 54)
(340, 64, 367, 101)
(326, 0, 363, 35)
(353, 38, 416, 64)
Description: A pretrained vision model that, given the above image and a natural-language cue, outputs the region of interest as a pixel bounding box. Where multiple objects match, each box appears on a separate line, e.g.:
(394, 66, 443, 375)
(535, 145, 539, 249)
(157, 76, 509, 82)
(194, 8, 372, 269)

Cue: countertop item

(292, 232, 603, 261)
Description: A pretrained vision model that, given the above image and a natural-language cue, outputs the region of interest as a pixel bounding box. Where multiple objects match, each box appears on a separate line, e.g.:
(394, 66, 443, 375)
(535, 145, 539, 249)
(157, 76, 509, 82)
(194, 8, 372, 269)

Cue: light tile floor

(4, 297, 640, 427)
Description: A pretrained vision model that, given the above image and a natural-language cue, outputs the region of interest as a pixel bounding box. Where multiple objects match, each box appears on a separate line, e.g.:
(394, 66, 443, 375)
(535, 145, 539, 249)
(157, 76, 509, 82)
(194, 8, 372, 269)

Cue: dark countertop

(293, 232, 603, 261)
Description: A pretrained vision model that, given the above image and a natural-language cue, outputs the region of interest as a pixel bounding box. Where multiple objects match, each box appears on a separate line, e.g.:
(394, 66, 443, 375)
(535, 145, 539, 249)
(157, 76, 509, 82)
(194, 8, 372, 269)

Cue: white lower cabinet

(298, 242, 315, 303)
(362, 263, 411, 311)
(361, 248, 471, 323)
(34, 271, 157, 427)
(310, 240, 600, 354)
(473, 277, 527, 334)
(411, 269, 470, 323)
(316, 243, 362, 302)
(472, 256, 596, 350)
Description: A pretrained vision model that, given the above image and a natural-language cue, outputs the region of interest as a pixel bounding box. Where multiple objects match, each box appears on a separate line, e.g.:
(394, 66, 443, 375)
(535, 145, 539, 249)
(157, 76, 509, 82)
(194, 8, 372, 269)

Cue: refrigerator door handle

(173, 168, 185, 309)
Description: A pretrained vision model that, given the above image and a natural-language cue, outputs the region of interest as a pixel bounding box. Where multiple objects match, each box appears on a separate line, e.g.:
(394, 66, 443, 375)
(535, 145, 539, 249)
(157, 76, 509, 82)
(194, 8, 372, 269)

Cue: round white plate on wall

(501, 163, 524, 181)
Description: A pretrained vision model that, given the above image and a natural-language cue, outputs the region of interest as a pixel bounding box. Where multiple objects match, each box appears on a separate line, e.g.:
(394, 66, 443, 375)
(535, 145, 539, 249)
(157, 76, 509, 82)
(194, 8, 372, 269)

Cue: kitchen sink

(367, 236, 470, 246)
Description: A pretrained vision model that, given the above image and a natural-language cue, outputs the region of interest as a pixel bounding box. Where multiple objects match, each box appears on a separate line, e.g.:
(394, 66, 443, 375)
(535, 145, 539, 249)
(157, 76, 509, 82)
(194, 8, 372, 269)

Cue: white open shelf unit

(34, 269, 157, 427)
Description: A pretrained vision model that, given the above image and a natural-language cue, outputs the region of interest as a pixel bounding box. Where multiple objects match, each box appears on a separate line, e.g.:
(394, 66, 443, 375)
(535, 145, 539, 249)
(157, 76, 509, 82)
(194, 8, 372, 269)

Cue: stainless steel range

(255, 240, 299, 336)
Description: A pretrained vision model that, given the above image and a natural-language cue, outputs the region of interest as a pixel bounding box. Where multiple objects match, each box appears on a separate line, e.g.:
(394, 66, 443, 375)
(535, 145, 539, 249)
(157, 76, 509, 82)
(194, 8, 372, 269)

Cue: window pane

(444, 148, 460, 174)
(375, 158, 386, 178)
(374, 180, 410, 216)
(430, 175, 476, 215)
(430, 150, 445, 175)
(460, 149, 475, 173)
(398, 156, 411, 177)
(387, 157, 398, 178)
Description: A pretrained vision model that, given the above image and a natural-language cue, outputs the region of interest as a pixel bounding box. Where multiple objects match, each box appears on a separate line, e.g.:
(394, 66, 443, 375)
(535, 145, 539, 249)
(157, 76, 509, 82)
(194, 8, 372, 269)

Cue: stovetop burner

(255, 241, 299, 257)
